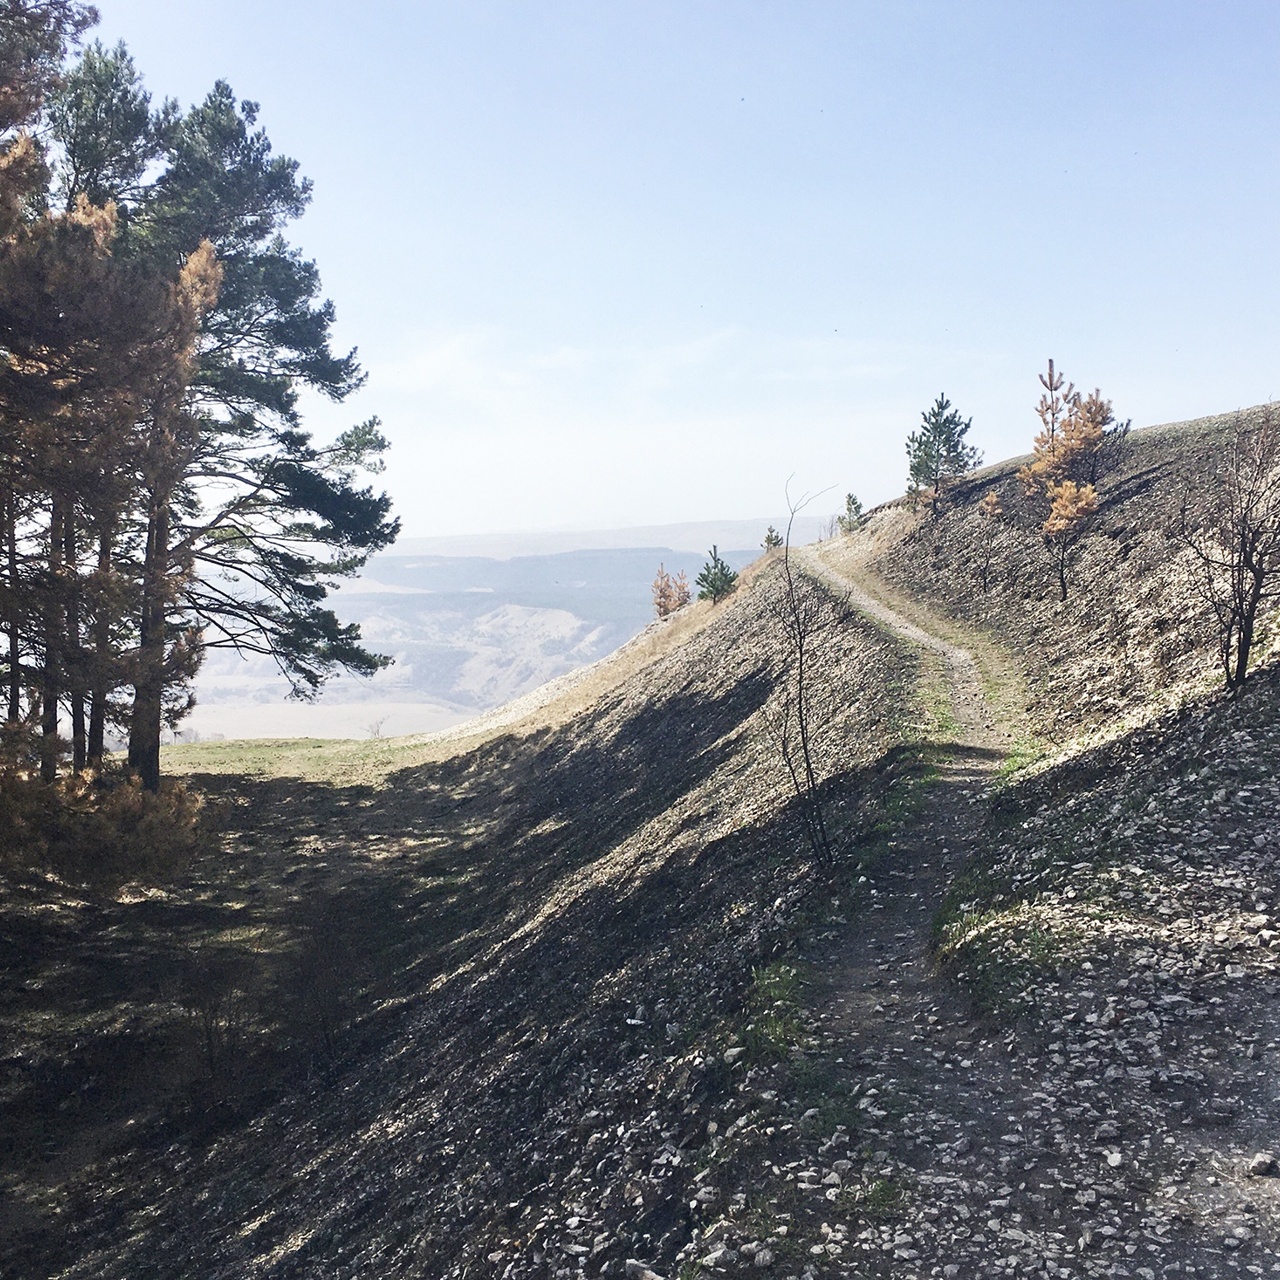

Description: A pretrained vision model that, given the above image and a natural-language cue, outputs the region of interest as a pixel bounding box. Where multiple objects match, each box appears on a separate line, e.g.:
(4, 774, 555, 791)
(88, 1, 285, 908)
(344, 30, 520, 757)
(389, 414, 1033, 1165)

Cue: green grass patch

(855, 1174, 908, 1220)
(923, 669, 962, 742)
(993, 736, 1047, 784)
(935, 900, 1089, 1018)
(740, 962, 806, 1064)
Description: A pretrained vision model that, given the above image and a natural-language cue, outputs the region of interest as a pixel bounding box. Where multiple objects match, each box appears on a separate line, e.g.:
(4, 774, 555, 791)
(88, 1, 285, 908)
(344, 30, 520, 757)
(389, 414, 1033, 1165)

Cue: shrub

(1176, 407, 1280, 691)
(651, 563, 691, 618)
(0, 767, 209, 888)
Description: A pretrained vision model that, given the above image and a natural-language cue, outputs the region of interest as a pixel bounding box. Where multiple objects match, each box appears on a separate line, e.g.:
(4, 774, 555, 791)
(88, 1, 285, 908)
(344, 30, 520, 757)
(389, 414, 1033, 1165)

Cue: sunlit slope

(818, 407, 1259, 742)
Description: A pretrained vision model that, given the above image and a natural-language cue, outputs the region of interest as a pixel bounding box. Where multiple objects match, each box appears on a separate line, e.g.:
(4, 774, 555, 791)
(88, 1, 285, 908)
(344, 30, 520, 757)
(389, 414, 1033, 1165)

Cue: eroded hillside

(0, 559, 926, 1278)
(5, 408, 1280, 1280)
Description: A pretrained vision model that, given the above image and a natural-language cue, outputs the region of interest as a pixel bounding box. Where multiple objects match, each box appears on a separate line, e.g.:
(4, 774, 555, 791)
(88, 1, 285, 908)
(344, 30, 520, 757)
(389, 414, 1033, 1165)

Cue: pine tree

(43, 54, 398, 782)
(696, 545, 738, 604)
(836, 492, 865, 534)
(1020, 358, 1075, 490)
(1019, 361, 1127, 494)
(651, 563, 690, 618)
(906, 394, 981, 515)
(0, 2, 94, 139)
(0, 22, 397, 787)
(47, 40, 177, 213)
(1042, 479, 1098, 601)
(763, 525, 783, 550)
(0, 195, 219, 777)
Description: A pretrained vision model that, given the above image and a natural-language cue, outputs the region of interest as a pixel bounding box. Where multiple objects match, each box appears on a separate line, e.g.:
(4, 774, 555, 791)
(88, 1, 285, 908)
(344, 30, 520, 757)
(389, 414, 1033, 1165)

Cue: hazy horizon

(89, 2, 1280, 539)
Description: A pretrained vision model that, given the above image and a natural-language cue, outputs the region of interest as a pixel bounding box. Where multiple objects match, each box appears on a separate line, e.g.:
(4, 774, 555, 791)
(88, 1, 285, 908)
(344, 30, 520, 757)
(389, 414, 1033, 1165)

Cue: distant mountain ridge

(390, 515, 829, 560)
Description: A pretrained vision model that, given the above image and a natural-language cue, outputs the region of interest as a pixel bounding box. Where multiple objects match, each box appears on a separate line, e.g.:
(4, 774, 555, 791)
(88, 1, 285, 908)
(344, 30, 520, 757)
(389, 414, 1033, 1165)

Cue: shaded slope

(8, 405, 1280, 1280)
(0, 561, 925, 1279)
(680, 546, 1280, 1278)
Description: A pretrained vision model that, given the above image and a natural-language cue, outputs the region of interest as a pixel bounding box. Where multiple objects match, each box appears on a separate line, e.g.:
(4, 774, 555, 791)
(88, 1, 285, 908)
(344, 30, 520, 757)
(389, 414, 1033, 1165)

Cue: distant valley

(185, 519, 824, 739)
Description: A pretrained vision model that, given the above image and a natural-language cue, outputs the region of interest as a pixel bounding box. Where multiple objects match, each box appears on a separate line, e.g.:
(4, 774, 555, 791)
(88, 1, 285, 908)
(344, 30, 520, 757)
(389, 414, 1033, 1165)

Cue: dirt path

(725, 552, 1279, 1278)
(774, 556, 1092, 1275)
(797, 548, 1000, 748)
(798, 546, 1031, 1137)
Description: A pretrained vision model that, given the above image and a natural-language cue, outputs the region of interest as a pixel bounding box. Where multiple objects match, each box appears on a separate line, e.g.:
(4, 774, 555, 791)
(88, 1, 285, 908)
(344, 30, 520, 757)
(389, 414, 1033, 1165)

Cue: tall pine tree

(45, 52, 398, 784)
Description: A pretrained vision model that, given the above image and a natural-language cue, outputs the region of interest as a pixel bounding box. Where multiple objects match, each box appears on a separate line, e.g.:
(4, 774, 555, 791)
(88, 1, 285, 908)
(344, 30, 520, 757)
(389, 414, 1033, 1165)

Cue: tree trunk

(1231, 561, 1266, 692)
(128, 500, 168, 791)
(4, 487, 18, 724)
(1233, 614, 1253, 693)
(64, 511, 85, 771)
(40, 494, 64, 781)
(86, 525, 112, 768)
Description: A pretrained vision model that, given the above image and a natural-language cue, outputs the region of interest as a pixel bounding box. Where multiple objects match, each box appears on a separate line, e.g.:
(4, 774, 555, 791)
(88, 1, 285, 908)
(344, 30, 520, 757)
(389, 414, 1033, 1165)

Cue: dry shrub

(0, 767, 210, 888)
(652, 563, 691, 618)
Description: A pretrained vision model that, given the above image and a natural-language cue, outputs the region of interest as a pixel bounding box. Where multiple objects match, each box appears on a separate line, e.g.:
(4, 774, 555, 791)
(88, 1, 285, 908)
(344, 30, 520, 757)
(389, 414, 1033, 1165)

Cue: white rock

(625, 1262, 666, 1280)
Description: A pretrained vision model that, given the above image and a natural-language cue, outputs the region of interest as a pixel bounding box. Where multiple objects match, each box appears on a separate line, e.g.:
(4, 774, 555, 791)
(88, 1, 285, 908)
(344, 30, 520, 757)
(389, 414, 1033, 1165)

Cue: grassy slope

(160, 562, 774, 787)
(0, 559, 929, 1279)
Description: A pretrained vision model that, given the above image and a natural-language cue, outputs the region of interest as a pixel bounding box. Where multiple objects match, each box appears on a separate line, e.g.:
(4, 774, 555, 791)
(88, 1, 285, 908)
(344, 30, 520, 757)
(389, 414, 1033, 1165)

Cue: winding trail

(784, 549, 1068, 1275)
(794, 545, 1021, 1119)
(797, 547, 1001, 749)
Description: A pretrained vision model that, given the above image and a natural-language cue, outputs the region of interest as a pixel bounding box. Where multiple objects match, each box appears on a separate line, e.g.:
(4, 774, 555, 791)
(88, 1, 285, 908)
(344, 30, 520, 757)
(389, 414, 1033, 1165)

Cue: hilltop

(3, 408, 1280, 1279)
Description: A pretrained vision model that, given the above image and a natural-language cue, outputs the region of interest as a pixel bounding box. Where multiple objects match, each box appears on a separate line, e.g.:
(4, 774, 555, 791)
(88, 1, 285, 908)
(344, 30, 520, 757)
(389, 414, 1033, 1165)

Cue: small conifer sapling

(651, 563, 690, 618)
(836, 492, 865, 534)
(1042, 479, 1098, 601)
(696, 546, 738, 604)
(763, 525, 784, 551)
(906, 394, 981, 515)
(1020, 360, 1129, 494)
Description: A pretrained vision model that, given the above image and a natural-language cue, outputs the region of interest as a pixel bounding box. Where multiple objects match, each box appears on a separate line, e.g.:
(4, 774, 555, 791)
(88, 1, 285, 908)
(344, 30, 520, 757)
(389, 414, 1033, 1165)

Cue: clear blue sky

(91, 1, 1280, 536)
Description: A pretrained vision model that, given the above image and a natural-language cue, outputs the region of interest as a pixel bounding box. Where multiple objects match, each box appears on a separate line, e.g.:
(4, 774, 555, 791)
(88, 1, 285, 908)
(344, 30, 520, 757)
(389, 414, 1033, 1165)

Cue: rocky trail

(678, 557, 1280, 1278)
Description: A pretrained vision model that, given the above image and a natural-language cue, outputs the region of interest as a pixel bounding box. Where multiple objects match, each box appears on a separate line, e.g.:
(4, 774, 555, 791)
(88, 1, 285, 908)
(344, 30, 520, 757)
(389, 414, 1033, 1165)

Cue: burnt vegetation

(4, 8, 1280, 1280)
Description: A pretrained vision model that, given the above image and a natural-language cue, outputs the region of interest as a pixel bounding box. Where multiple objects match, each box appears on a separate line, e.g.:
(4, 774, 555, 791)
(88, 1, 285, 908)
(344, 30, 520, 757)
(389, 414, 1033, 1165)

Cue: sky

(89, 1, 1280, 538)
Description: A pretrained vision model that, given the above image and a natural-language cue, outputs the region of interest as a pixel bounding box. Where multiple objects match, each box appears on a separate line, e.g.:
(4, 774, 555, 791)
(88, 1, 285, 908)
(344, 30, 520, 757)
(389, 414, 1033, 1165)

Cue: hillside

(3, 408, 1280, 1278)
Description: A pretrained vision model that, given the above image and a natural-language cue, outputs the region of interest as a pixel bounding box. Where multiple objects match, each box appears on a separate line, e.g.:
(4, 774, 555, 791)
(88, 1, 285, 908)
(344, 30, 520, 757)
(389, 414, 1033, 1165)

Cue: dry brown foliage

(0, 766, 209, 888)
(1043, 479, 1099, 601)
(1019, 361, 1120, 495)
(652, 563, 690, 619)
